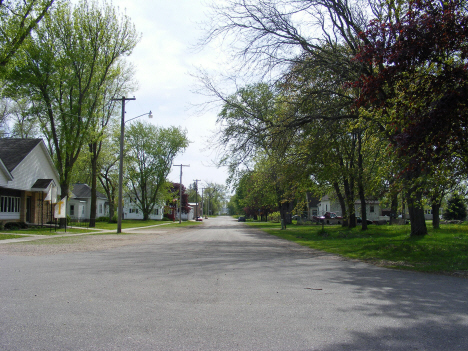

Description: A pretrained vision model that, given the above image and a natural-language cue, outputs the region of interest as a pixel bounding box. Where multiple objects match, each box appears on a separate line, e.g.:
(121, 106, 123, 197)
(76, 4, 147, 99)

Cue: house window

(70, 205, 75, 216)
(1, 196, 20, 213)
(370, 205, 375, 213)
(155, 208, 159, 215)
(99, 204, 103, 214)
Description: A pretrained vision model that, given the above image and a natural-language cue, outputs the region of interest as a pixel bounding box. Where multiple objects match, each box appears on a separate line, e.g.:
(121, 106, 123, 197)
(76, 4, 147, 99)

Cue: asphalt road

(1, 216, 467, 350)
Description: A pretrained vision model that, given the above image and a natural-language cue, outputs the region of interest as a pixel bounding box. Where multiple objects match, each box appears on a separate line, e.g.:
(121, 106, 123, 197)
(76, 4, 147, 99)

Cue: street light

(113, 96, 152, 233)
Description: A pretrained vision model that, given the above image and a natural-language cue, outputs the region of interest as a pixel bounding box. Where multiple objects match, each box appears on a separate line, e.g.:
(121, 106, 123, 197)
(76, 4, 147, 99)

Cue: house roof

(31, 179, 55, 190)
(71, 183, 107, 200)
(0, 138, 42, 172)
(306, 192, 320, 207)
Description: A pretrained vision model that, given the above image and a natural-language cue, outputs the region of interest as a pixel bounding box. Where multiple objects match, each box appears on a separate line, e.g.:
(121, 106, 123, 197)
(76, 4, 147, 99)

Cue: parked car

(313, 212, 343, 221)
(196, 216, 203, 221)
(238, 216, 246, 222)
(356, 217, 373, 225)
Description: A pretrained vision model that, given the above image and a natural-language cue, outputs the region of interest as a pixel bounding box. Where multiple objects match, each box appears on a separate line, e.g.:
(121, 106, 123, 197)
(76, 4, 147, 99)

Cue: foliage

(3, 0, 139, 201)
(125, 122, 189, 220)
(444, 194, 467, 221)
(355, 0, 468, 172)
(165, 182, 190, 220)
(0, 0, 54, 69)
(268, 212, 281, 223)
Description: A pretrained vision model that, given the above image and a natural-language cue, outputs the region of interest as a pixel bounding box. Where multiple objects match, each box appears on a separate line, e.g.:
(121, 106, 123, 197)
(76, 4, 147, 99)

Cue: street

(1, 216, 467, 350)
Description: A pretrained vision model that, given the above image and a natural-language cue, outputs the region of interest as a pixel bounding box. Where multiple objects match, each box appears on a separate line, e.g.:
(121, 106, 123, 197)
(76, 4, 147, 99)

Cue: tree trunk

(357, 132, 367, 230)
(432, 203, 440, 229)
(406, 190, 428, 236)
(390, 192, 398, 225)
(333, 182, 347, 227)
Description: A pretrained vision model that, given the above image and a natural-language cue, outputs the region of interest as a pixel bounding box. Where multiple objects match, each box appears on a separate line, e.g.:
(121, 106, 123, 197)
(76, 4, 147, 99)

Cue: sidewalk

(0, 222, 175, 245)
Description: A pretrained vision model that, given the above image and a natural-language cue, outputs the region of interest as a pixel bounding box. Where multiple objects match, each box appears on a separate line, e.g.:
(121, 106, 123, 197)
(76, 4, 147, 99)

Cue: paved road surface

(1, 217, 467, 350)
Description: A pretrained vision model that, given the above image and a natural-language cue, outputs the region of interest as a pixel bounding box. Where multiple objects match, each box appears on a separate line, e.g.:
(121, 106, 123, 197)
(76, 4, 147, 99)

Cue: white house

(0, 138, 61, 224)
(316, 195, 381, 222)
(68, 183, 108, 220)
(122, 194, 164, 220)
(174, 203, 195, 221)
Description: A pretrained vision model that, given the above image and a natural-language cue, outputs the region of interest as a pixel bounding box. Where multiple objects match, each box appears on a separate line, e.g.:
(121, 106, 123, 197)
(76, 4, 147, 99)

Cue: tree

(203, 182, 228, 216)
(354, 0, 468, 235)
(4, 0, 139, 214)
(125, 122, 189, 220)
(0, 0, 54, 69)
(87, 62, 136, 227)
(165, 182, 190, 220)
(444, 194, 467, 221)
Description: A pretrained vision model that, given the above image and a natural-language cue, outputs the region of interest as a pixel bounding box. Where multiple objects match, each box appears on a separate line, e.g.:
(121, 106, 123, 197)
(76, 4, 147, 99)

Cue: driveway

(1, 216, 467, 350)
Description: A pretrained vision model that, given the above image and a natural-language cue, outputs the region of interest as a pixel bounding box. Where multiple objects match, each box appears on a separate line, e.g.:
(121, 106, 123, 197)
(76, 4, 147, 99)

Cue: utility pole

(201, 188, 206, 218)
(193, 179, 201, 219)
(173, 164, 189, 224)
(112, 96, 135, 234)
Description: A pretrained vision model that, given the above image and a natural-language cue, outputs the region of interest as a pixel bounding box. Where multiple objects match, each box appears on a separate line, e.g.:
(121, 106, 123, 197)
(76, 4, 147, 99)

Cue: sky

(110, 0, 230, 192)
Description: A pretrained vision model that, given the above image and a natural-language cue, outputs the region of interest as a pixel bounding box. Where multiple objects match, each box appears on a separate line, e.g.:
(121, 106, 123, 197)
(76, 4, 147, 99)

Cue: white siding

(6, 144, 60, 195)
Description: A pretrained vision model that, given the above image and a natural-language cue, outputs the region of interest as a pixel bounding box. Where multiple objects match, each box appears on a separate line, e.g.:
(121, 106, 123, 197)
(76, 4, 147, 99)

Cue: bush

(444, 194, 467, 221)
(109, 214, 118, 223)
(96, 216, 109, 222)
(4, 222, 20, 230)
(162, 216, 172, 221)
(0, 221, 3, 230)
(269, 212, 281, 223)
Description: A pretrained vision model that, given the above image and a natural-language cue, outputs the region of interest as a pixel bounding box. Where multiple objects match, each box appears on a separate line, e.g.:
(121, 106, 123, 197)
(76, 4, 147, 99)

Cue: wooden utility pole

(173, 164, 189, 223)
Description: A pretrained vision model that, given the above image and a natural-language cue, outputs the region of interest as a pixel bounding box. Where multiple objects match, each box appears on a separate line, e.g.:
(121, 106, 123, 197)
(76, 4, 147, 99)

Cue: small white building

(122, 194, 164, 220)
(316, 195, 381, 222)
(68, 183, 108, 220)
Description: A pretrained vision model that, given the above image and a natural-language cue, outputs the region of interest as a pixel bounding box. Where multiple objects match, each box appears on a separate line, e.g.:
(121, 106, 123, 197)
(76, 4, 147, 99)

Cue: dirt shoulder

(0, 227, 186, 256)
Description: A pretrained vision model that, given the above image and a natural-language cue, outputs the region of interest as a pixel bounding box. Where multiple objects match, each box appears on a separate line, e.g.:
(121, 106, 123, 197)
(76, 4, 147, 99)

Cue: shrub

(109, 214, 118, 223)
(4, 222, 20, 230)
(0, 221, 3, 230)
(269, 212, 281, 223)
(444, 194, 467, 221)
(96, 216, 109, 222)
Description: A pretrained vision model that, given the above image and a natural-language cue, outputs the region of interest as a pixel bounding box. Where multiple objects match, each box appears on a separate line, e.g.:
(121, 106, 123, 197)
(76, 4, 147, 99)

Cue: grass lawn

(0, 233, 32, 240)
(1, 227, 99, 236)
(246, 221, 468, 275)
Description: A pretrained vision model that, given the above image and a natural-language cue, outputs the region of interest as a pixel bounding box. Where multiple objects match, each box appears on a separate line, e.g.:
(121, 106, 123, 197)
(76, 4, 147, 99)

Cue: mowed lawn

(247, 221, 468, 275)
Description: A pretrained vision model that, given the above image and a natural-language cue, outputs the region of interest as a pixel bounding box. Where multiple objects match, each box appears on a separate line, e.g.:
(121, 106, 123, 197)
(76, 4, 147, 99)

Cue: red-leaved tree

(354, 0, 468, 235)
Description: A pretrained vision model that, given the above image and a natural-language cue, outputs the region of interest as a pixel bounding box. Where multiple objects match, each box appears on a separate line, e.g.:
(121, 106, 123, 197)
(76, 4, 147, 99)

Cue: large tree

(4, 0, 139, 210)
(0, 0, 54, 69)
(125, 122, 189, 221)
(354, 0, 468, 235)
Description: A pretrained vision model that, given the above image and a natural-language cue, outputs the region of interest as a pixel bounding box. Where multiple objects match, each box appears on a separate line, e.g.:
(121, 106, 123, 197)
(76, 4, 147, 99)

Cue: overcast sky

(110, 0, 230, 191)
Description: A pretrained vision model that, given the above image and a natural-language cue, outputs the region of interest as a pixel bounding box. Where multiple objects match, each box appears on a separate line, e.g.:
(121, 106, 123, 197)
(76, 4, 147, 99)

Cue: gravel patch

(0, 230, 174, 256)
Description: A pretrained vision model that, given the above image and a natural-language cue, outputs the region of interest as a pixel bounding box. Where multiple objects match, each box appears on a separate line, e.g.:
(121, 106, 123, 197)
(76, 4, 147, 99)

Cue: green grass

(0, 233, 31, 240)
(247, 221, 468, 274)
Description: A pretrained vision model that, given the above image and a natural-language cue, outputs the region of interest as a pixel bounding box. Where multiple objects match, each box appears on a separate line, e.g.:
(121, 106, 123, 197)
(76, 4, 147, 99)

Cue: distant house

(174, 203, 195, 221)
(0, 138, 61, 224)
(306, 192, 320, 218)
(122, 194, 164, 220)
(68, 183, 108, 220)
(317, 195, 342, 216)
(316, 194, 381, 222)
